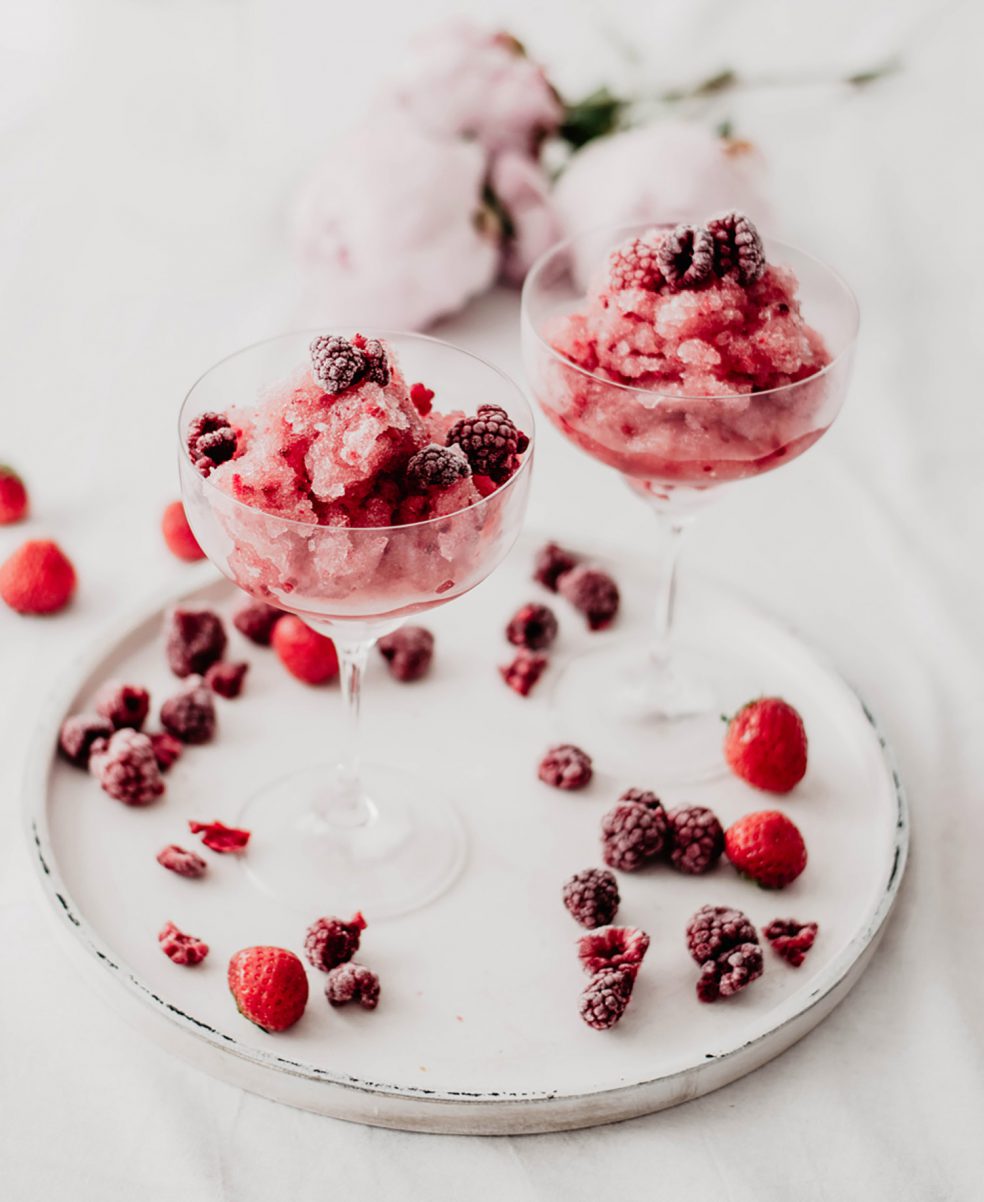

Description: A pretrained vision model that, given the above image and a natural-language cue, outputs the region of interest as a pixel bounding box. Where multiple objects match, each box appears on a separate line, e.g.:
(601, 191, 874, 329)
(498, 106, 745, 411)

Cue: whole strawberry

(228, 946, 309, 1032)
(724, 697, 807, 793)
(0, 539, 76, 614)
(161, 500, 205, 562)
(272, 616, 339, 685)
(725, 810, 807, 889)
(0, 465, 28, 524)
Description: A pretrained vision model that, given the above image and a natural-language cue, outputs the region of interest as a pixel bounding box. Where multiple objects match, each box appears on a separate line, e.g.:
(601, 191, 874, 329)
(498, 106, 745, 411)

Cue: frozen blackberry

(406, 443, 471, 492)
(354, 335, 390, 387)
(500, 650, 548, 697)
(205, 660, 249, 699)
(233, 599, 282, 646)
(707, 211, 766, 285)
(657, 222, 715, 289)
(667, 805, 724, 874)
(579, 967, 635, 1030)
(156, 844, 207, 878)
(446, 404, 529, 482)
(601, 798, 668, 871)
(165, 607, 227, 678)
(763, 918, 819, 967)
(158, 921, 209, 966)
(563, 868, 620, 929)
(310, 334, 364, 395)
(186, 411, 237, 477)
(94, 682, 150, 731)
(149, 731, 183, 772)
(533, 541, 580, 592)
(557, 565, 619, 630)
(577, 926, 650, 975)
(697, 942, 764, 1002)
(160, 677, 216, 744)
(304, 913, 366, 972)
(609, 235, 663, 292)
(90, 729, 165, 806)
(538, 743, 592, 790)
(686, 905, 758, 965)
(325, 962, 380, 1010)
(378, 626, 434, 682)
(506, 602, 558, 651)
(58, 712, 113, 768)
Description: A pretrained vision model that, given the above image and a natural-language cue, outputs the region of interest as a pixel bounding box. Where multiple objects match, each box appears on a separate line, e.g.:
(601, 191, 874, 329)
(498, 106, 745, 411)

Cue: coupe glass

(521, 224, 859, 780)
(179, 331, 533, 917)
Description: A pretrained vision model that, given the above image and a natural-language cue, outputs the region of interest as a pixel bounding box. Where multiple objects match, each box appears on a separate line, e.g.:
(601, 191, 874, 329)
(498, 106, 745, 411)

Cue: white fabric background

(1, 0, 981, 1197)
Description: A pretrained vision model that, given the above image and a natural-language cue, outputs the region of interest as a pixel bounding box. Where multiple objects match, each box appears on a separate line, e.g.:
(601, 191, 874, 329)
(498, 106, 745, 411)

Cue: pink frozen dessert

(535, 213, 834, 489)
(184, 334, 531, 621)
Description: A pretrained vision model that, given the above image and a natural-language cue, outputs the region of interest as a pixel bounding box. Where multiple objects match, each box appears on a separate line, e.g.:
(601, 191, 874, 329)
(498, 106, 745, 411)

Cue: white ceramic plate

(24, 539, 907, 1134)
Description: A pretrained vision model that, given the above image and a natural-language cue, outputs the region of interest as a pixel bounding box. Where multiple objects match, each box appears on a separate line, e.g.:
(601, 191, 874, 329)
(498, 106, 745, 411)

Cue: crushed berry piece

(156, 844, 207, 878)
(160, 677, 216, 744)
(667, 805, 724, 875)
(188, 819, 250, 853)
(601, 796, 668, 871)
(158, 921, 209, 966)
(325, 962, 380, 1010)
(149, 731, 183, 772)
(165, 607, 227, 678)
(90, 729, 165, 806)
(233, 599, 282, 645)
(506, 602, 558, 651)
(578, 925, 650, 975)
(500, 650, 548, 697)
(58, 712, 113, 768)
(205, 660, 249, 699)
(447, 404, 529, 482)
(563, 868, 620, 929)
(707, 211, 766, 285)
(763, 918, 819, 967)
(686, 905, 758, 964)
(472, 474, 498, 497)
(579, 966, 635, 1030)
(409, 382, 434, 416)
(533, 541, 580, 592)
(378, 626, 434, 682)
(353, 334, 390, 387)
(310, 334, 365, 394)
(538, 743, 593, 790)
(186, 411, 237, 477)
(94, 682, 150, 731)
(609, 234, 663, 292)
(657, 222, 715, 289)
(304, 913, 366, 972)
(558, 565, 619, 630)
(406, 443, 471, 492)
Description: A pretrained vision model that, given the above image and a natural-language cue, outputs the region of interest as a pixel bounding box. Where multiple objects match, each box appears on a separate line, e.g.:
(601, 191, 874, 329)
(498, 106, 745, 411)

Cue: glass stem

(319, 635, 376, 828)
(649, 510, 692, 669)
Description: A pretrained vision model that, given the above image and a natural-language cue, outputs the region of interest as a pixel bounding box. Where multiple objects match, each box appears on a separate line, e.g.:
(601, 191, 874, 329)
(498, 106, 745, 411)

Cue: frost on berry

(160, 677, 216, 744)
(325, 962, 380, 1010)
(378, 626, 434, 682)
(310, 334, 365, 395)
(165, 607, 227, 678)
(656, 223, 715, 289)
(186, 412, 237, 477)
(158, 921, 209, 966)
(406, 443, 471, 492)
(763, 918, 818, 967)
(58, 713, 113, 768)
(601, 797, 668, 871)
(500, 650, 548, 697)
(353, 334, 390, 387)
(157, 844, 207, 878)
(188, 819, 250, 853)
(608, 234, 663, 292)
(538, 743, 592, 789)
(89, 729, 165, 806)
(686, 905, 763, 1003)
(579, 966, 635, 1030)
(707, 211, 766, 285)
(562, 868, 620, 929)
(577, 925, 650, 975)
(667, 805, 724, 875)
(557, 565, 619, 630)
(304, 913, 367, 972)
(505, 602, 558, 651)
(446, 404, 529, 482)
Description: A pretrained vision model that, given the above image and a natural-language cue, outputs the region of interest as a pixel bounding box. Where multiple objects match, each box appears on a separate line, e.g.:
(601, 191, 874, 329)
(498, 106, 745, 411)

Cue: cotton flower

(292, 115, 499, 331)
(489, 151, 562, 285)
(380, 21, 562, 157)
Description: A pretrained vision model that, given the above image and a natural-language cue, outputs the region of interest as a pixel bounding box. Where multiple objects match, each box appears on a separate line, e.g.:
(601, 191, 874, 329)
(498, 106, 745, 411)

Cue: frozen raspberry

(609, 235, 663, 292)
(232, 599, 282, 645)
(563, 868, 620, 929)
(310, 334, 364, 394)
(165, 607, 227, 678)
(533, 541, 580, 592)
(304, 913, 367, 973)
(0, 539, 76, 615)
(619, 787, 661, 809)
(158, 921, 209, 966)
(325, 962, 380, 1010)
(577, 925, 650, 975)
(409, 382, 434, 416)
(160, 677, 216, 744)
(94, 682, 150, 731)
(58, 713, 113, 768)
(667, 805, 724, 875)
(506, 602, 558, 651)
(156, 844, 207, 878)
(579, 967, 635, 1030)
(205, 660, 249, 699)
(601, 797, 668, 871)
(686, 905, 758, 964)
(0, 465, 28, 524)
(89, 729, 165, 806)
(697, 943, 764, 1002)
(149, 731, 183, 772)
(352, 334, 390, 387)
(557, 565, 619, 630)
(446, 404, 529, 482)
(500, 650, 548, 697)
(538, 743, 592, 789)
(657, 223, 715, 290)
(186, 411, 237, 476)
(160, 500, 204, 561)
(406, 443, 471, 492)
(707, 211, 766, 286)
(378, 626, 434, 682)
(763, 918, 819, 967)
(188, 819, 250, 853)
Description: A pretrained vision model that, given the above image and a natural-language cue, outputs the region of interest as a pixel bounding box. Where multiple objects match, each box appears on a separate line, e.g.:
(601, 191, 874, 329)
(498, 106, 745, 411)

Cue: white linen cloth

(1, 1, 981, 1197)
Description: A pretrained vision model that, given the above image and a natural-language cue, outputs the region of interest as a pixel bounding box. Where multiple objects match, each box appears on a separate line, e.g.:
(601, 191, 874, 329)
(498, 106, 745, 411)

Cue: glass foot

(237, 762, 466, 920)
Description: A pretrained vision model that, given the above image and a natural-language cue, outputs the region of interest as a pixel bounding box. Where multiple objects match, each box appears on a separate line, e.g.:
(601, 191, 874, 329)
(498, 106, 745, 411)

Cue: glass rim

(178, 327, 535, 536)
(520, 221, 861, 404)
